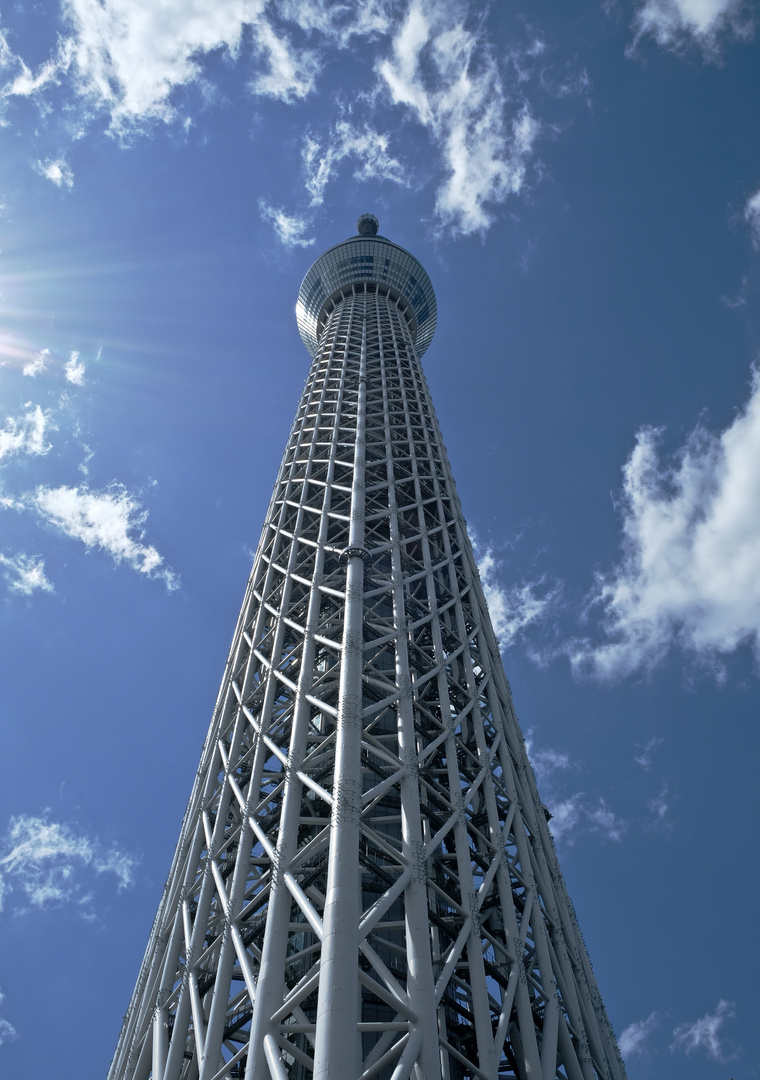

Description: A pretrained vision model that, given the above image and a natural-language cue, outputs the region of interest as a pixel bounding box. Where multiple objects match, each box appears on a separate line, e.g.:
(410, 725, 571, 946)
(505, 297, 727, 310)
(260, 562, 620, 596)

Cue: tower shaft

(110, 238, 627, 1080)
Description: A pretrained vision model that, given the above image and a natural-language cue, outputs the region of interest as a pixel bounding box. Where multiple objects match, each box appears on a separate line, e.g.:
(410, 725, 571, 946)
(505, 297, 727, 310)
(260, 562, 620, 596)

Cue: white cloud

(276, 0, 393, 45)
(523, 732, 627, 844)
(92, 845, 138, 890)
(258, 200, 315, 248)
(1, 1, 330, 131)
(22, 349, 49, 377)
(0, 27, 14, 70)
(377, 0, 539, 235)
(475, 542, 561, 650)
(671, 999, 738, 1061)
(64, 350, 86, 385)
(0, 1017, 17, 1046)
(0, 405, 52, 461)
(0, 989, 15, 1044)
(546, 794, 584, 843)
(60, 0, 266, 132)
(646, 784, 671, 829)
(57, 0, 337, 132)
(34, 158, 74, 190)
(630, 0, 753, 54)
(618, 1012, 660, 1058)
(0, 393, 176, 592)
(586, 798, 628, 841)
(77, 442, 94, 476)
(744, 188, 760, 248)
(3, 1, 541, 235)
(524, 730, 575, 786)
(571, 366, 760, 680)
(0, 553, 53, 595)
(634, 735, 663, 769)
(250, 18, 320, 101)
(529, 745, 573, 782)
(546, 794, 628, 844)
(30, 482, 178, 588)
(0, 813, 138, 914)
(0, 33, 72, 114)
(303, 120, 408, 208)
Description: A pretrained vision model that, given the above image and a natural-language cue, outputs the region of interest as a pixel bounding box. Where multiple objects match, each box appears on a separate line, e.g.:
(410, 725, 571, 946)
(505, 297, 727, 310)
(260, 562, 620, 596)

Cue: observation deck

(296, 213, 437, 358)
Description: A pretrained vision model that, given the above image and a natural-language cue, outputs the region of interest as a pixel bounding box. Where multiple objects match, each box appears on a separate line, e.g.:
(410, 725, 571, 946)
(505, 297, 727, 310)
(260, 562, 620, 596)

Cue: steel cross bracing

(109, 282, 628, 1080)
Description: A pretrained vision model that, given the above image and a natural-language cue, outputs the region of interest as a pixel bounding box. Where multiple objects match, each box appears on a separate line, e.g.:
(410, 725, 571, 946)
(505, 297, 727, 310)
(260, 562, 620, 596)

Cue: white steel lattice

(109, 228, 628, 1080)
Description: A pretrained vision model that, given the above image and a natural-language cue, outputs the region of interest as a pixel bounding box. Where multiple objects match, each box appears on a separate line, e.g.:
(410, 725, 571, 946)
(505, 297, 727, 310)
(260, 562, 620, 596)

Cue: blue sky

(0, 0, 758, 1075)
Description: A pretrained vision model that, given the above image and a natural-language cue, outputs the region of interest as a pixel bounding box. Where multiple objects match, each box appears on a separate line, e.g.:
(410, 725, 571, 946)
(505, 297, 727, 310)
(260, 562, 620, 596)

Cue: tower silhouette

(109, 216, 627, 1080)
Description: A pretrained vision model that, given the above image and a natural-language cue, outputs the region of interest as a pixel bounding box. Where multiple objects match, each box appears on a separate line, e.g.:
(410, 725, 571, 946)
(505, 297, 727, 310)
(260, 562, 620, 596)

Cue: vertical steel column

(246, 314, 350, 1080)
(313, 300, 367, 1080)
(380, 302, 441, 1080)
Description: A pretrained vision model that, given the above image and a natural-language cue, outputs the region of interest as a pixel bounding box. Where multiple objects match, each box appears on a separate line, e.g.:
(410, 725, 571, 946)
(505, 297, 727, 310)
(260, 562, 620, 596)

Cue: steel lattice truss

(109, 278, 627, 1080)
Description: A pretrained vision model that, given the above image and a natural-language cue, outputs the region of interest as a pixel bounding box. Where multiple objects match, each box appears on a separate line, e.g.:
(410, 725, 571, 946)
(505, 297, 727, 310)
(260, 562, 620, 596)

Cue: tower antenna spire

(356, 212, 379, 235)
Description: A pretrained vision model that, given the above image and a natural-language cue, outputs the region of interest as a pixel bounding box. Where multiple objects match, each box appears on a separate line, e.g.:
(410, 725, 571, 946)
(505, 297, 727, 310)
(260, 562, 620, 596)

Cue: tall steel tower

(109, 216, 627, 1080)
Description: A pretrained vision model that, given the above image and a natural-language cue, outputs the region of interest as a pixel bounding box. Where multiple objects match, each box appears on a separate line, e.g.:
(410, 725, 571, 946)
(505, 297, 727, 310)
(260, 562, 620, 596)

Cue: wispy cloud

(2, 1, 542, 236)
(50, 0, 397, 132)
(0, 1006, 16, 1047)
(528, 743, 574, 784)
(545, 794, 584, 842)
(377, 0, 540, 235)
(258, 200, 315, 248)
(586, 798, 628, 841)
(275, 0, 393, 45)
(634, 735, 663, 770)
(0, 813, 138, 915)
(570, 366, 760, 680)
(60, 0, 266, 133)
(0, 33, 72, 115)
(524, 732, 628, 844)
(22, 349, 49, 377)
(474, 540, 561, 650)
(618, 1011, 660, 1058)
(29, 483, 178, 589)
(671, 999, 738, 1061)
(0, 365, 175, 591)
(630, 0, 754, 55)
(744, 188, 760, 248)
(0, 405, 52, 462)
(1, 1, 334, 133)
(303, 120, 408, 208)
(77, 442, 95, 477)
(0, 986, 16, 1047)
(547, 794, 628, 844)
(646, 784, 671, 831)
(34, 157, 74, 189)
(64, 350, 86, 385)
(0, 553, 53, 595)
(250, 18, 320, 102)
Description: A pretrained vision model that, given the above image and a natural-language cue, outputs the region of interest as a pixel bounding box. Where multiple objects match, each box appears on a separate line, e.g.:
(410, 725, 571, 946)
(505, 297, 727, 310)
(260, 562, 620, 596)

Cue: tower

(109, 216, 627, 1080)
